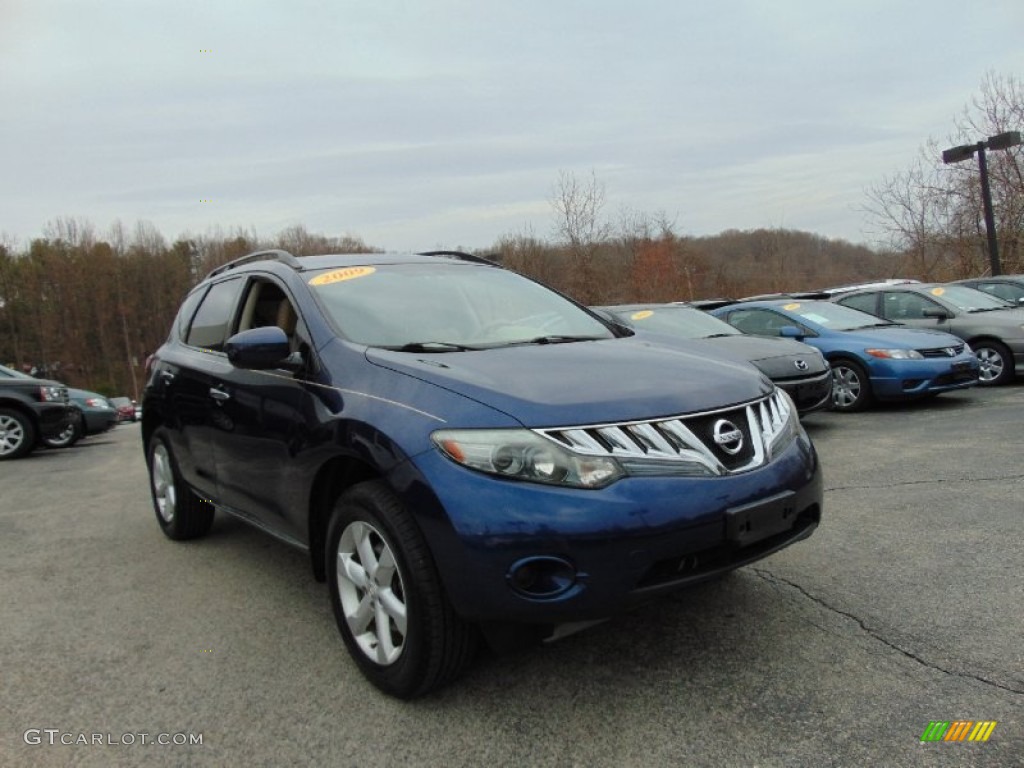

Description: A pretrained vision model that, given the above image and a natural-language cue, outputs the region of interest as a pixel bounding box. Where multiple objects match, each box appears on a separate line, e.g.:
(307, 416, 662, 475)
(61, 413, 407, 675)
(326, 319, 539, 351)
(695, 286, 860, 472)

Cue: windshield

(608, 306, 740, 339)
(780, 301, 894, 331)
(924, 285, 1011, 312)
(308, 263, 614, 348)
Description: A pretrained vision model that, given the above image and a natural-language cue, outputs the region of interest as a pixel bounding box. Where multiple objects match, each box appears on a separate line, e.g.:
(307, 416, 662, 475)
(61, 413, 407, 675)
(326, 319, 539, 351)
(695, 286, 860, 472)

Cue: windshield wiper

(525, 334, 606, 345)
(850, 323, 896, 330)
(967, 306, 1009, 313)
(390, 341, 480, 352)
(703, 333, 738, 339)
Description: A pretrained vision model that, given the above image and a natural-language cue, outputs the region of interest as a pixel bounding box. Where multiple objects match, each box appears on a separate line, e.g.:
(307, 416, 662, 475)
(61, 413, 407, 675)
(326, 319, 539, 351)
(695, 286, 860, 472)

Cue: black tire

(43, 410, 83, 449)
(146, 428, 214, 540)
(973, 340, 1014, 386)
(830, 358, 873, 412)
(326, 479, 478, 698)
(0, 407, 36, 460)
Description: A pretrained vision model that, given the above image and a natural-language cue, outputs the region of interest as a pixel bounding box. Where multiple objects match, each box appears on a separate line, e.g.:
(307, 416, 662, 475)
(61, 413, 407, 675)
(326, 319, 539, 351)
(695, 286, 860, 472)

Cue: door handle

(209, 387, 231, 402)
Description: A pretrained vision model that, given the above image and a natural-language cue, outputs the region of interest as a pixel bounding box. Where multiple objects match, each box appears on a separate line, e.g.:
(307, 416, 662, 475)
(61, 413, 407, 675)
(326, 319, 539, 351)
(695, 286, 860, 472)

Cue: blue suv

(142, 250, 823, 697)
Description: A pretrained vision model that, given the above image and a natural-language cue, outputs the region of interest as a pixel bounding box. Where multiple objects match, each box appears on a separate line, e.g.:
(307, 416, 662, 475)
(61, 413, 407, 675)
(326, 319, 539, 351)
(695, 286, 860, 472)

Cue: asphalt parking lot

(2, 386, 1022, 767)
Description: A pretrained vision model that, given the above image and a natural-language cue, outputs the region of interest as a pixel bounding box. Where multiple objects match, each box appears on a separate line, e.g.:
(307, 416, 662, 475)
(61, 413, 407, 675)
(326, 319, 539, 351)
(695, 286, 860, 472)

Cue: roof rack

(417, 250, 500, 266)
(205, 249, 302, 279)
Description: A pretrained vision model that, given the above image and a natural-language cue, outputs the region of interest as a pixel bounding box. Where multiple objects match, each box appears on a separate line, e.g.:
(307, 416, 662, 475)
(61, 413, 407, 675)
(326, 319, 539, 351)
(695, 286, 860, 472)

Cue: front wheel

(830, 359, 873, 412)
(147, 429, 214, 540)
(973, 341, 1014, 385)
(44, 410, 83, 449)
(326, 480, 477, 698)
(0, 408, 36, 460)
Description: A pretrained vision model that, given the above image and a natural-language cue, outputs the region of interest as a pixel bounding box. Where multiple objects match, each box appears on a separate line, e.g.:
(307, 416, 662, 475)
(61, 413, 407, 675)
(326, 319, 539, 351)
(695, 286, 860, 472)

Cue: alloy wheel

(832, 365, 862, 410)
(336, 520, 408, 666)
(150, 443, 177, 523)
(976, 347, 1005, 383)
(0, 414, 26, 457)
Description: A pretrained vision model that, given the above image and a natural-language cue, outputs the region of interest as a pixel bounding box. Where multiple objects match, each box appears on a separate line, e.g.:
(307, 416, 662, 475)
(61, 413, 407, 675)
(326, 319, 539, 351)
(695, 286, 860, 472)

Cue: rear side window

(186, 278, 244, 351)
(837, 292, 877, 315)
(727, 309, 787, 336)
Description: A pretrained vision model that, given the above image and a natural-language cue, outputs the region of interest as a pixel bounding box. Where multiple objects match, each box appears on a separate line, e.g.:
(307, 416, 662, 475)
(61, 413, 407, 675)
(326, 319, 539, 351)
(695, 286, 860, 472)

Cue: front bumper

(868, 355, 980, 399)
(36, 403, 72, 441)
(82, 408, 117, 434)
(394, 429, 822, 625)
(776, 369, 832, 415)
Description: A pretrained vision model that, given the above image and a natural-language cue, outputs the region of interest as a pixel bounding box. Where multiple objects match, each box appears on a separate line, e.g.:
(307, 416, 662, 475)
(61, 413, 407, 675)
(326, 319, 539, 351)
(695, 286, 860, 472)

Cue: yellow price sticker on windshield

(783, 303, 801, 310)
(631, 310, 654, 321)
(931, 287, 945, 296)
(309, 266, 376, 286)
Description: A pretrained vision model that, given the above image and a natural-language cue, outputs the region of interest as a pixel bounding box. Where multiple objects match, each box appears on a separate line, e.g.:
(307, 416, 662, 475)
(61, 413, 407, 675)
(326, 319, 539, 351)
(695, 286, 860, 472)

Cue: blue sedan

(710, 299, 980, 411)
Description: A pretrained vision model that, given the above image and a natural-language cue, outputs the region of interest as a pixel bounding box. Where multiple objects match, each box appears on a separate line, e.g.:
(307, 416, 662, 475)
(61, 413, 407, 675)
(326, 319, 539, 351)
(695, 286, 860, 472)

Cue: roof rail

(417, 250, 500, 266)
(205, 249, 302, 279)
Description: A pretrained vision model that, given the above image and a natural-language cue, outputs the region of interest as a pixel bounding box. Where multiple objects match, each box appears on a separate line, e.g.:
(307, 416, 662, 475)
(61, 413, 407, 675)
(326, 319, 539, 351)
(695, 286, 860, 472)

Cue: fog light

(507, 556, 577, 599)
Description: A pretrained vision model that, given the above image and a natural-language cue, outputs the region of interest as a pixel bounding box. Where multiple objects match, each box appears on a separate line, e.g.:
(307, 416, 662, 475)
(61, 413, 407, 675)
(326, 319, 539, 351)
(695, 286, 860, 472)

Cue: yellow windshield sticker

(309, 266, 376, 286)
(783, 303, 801, 310)
(631, 310, 654, 321)
(931, 287, 945, 296)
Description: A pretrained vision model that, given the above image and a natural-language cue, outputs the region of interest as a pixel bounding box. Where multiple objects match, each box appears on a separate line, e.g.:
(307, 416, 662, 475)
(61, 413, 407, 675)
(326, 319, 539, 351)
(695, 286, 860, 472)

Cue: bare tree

(550, 170, 611, 303)
(864, 72, 1024, 277)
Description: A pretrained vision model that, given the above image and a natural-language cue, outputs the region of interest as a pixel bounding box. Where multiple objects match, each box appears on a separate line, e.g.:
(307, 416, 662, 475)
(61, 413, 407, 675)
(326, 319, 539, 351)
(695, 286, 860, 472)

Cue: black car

(597, 303, 833, 415)
(0, 364, 71, 460)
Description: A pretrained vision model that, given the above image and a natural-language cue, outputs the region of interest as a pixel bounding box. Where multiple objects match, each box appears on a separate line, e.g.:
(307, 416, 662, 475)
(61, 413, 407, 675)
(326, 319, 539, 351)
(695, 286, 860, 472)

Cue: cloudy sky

(2, 0, 1022, 251)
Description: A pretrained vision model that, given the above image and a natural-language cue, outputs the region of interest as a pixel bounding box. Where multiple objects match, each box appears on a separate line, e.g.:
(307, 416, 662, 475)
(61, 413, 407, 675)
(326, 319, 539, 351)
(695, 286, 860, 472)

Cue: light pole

(941, 130, 1021, 276)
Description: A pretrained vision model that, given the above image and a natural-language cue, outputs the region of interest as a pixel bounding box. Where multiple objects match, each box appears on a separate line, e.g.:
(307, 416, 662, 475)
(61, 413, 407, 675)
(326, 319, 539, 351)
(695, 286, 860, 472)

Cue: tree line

(0, 215, 890, 399)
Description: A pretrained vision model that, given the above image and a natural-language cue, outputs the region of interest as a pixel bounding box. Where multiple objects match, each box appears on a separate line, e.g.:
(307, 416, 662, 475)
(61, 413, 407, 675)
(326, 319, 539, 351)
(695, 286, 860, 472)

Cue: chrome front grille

(919, 344, 964, 358)
(536, 389, 794, 476)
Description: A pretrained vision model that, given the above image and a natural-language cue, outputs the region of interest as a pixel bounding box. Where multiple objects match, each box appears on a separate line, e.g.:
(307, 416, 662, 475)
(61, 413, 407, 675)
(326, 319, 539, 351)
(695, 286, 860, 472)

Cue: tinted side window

(979, 282, 1024, 302)
(880, 292, 941, 320)
(185, 278, 244, 351)
(837, 293, 877, 315)
(727, 309, 788, 336)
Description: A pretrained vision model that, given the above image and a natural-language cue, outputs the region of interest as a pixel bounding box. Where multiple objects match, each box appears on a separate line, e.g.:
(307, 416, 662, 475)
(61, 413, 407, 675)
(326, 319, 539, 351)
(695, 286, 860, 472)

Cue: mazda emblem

(712, 419, 744, 455)
(794, 359, 809, 371)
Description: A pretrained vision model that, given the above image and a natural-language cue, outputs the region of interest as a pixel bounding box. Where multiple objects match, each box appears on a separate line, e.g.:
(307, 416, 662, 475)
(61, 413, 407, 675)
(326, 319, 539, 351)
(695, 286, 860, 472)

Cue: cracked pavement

(1, 385, 1022, 767)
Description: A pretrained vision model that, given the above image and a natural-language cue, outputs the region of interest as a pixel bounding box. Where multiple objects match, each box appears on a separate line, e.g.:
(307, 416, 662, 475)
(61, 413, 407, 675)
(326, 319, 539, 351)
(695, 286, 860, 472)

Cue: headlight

(767, 388, 800, 459)
(432, 429, 625, 489)
(864, 348, 923, 359)
(38, 386, 64, 402)
(84, 397, 108, 408)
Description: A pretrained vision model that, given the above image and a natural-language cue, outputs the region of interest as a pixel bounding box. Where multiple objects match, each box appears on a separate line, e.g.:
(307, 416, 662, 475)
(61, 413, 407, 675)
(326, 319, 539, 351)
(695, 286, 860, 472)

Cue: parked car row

(0, 363, 135, 459)
(631, 277, 1020, 413)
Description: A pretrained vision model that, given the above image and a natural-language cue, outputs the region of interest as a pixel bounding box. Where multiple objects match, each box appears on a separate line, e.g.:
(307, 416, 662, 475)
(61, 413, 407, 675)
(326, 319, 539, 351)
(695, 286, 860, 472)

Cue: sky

(2, 0, 1023, 252)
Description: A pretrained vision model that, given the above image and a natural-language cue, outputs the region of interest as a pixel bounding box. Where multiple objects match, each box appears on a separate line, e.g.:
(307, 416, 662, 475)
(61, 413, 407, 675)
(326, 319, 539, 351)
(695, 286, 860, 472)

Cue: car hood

(953, 306, 1024, 328)
(837, 326, 969, 348)
(695, 335, 827, 374)
(365, 337, 771, 427)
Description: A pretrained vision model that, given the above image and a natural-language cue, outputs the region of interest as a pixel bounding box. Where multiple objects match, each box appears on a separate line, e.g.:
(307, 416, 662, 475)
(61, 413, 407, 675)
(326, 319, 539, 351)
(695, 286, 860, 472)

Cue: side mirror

(224, 327, 292, 369)
(922, 308, 952, 320)
(779, 325, 806, 341)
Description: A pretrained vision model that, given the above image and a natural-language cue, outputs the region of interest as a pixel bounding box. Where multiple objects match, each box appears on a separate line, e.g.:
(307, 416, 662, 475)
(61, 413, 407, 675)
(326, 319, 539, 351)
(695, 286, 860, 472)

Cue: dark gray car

(953, 275, 1024, 306)
(597, 303, 833, 414)
(829, 283, 1024, 385)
